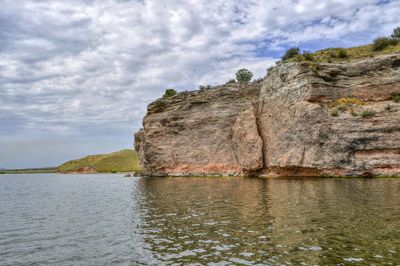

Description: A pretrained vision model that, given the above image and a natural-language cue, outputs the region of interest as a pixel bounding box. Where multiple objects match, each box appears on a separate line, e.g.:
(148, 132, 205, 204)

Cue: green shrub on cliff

(282, 47, 300, 61)
(302, 51, 314, 61)
(361, 110, 376, 118)
(336, 48, 348, 58)
(331, 109, 339, 117)
(372, 37, 399, 51)
(325, 48, 348, 59)
(392, 93, 400, 103)
(163, 88, 177, 98)
(199, 85, 212, 90)
(235, 69, 253, 83)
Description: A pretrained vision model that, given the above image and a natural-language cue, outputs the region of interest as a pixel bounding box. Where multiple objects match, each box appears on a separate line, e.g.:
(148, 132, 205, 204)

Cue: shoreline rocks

(59, 165, 98, 174)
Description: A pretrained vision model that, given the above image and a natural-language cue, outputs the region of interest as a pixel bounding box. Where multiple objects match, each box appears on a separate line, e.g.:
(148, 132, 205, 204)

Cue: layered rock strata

(135, 54, 400, 177)
(135, 84, 263, 176)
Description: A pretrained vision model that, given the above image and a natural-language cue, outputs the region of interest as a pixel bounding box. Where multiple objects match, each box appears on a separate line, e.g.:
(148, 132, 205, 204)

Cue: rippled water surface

(1, 174, 400, 265)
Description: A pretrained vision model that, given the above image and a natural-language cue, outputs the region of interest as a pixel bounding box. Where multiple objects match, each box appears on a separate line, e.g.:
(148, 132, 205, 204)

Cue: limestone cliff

(258, 54, 400, 177)
(135, 84, 262, 176)
(135, 54, 400, 177)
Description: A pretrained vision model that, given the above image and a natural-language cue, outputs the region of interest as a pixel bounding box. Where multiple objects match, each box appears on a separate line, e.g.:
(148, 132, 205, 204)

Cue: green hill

(58, 149, 142, 173)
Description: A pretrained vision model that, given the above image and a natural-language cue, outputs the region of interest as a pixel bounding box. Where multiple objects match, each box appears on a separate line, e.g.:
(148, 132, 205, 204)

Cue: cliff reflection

(134, 177, 400, 265)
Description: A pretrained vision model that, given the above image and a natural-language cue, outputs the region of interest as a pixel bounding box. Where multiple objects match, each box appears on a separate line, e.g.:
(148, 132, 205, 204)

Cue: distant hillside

(0, 167, 58, 174)
(58, 149, 142, 173)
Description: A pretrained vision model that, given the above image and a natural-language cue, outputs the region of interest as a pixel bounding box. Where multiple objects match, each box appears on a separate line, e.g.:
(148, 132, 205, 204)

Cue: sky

(1, 0, 400, 169)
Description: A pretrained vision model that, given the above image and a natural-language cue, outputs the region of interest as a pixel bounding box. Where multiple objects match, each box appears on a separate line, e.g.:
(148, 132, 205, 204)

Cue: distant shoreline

(2, 149, 142, 175)
(0, 167, 58, 174)
(0, 168, 136, 174)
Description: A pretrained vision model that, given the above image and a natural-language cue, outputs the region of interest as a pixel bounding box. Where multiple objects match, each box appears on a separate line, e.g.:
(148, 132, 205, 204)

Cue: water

(0, 174, 399, 265)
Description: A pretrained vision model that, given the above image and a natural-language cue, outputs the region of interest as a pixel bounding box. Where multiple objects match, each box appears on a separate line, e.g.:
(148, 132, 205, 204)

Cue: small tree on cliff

(235, 69, 253, 83)
(392, 26, 400, 39)
(163, 88, 177, 98)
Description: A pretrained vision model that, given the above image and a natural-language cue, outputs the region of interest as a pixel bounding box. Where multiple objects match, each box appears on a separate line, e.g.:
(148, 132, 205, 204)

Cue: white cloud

(1, 0, 400, 167)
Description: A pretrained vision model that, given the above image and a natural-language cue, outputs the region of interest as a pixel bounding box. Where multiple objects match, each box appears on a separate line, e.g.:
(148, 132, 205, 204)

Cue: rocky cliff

(135, 54, 400, 177)
(135, 83, 262, 176)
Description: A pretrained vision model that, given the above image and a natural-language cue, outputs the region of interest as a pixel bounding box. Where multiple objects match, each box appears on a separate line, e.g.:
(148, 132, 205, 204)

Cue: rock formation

(135, 84, 262, 176)
(135, 54, 400, 177)
(67, 166, 97, 174)
(258, 54, 400, 177)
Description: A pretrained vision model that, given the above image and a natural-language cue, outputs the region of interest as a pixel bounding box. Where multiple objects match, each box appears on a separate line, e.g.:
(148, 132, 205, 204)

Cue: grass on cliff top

(58, 149, 141, 173)
(287, 42, 400, 63)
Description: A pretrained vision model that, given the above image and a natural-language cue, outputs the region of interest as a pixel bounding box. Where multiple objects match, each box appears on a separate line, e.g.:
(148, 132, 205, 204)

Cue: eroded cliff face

(259, 54, 400, 177)
(136, 54, 400, 177)
(135, 84, 263, 176)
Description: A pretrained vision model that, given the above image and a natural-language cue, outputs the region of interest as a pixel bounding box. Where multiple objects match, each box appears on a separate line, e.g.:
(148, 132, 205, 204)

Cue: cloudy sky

(1, 0, 399, 169)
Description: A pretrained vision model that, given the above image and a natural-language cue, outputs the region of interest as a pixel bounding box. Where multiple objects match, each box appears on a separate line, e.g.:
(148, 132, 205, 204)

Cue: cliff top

(149, 36, 400, 119)
(285, 42, 400, 64)
(147, 82, 263, 114)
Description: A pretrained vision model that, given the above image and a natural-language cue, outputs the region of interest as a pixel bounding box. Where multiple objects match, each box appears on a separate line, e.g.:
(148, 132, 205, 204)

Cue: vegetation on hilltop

(58, 149, 141, 173)
(283, 42, 400, 63)
(163, 88, 177, 98)
(160, 26, 400, 98)
(372, 37, 399, 51)
(282, 26, 400, 63)
(199, 85, 212, 90)
(225, 79, 236, 85)
(281, 47, 300, 61)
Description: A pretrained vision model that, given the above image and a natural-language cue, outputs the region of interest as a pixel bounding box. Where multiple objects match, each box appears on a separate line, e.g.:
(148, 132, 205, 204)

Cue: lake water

(0, 174, 399, 265)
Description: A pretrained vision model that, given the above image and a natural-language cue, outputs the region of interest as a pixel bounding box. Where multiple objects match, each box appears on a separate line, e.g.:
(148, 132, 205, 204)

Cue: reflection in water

(136, 178, 400, 265)
(0, 175, 399, 265)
